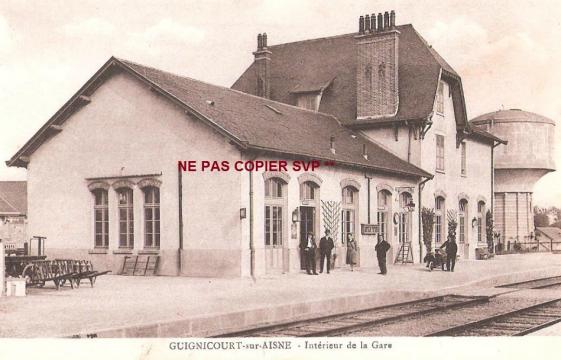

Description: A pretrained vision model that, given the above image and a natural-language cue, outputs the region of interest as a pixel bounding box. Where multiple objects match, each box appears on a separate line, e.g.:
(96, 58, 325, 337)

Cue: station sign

(361, 224, 379, 235)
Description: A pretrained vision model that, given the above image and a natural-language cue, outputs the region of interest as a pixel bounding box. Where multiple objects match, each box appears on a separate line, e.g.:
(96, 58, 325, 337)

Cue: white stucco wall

(360, 80, 493, 260)
(238, 153, 421, 277)
(27, 71, 243, 276)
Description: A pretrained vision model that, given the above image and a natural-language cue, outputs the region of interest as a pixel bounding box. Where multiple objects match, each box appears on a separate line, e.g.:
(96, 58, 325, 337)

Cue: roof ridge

(410, 26, 458, 76)
(116, 57, 339, 119)
(267, 24, 413, 49)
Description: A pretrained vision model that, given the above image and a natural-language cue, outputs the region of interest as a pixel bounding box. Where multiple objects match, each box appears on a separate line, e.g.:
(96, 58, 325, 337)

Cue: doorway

(299, 206, 315, 269)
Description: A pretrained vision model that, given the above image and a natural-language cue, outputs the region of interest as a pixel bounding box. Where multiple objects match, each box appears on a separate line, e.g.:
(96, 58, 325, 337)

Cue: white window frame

(436, 134, 445, 172)
(143, 186, 160, 249)
(436, 81, 445, 114)
(117, 188, 134, 249)
(93, 189, 109, 248)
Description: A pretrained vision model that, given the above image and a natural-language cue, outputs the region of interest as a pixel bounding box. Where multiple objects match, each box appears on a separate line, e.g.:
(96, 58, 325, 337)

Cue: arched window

(341, 186, 358, 244)
(117, 188, 134, 249)
(459, 199, 468, 243)
(342, 186, 355, 205)
(265, 178, 283, 198)
(93, 189, 109, 248)
(265, 178, 286, 247)
(300, 181, 317, 201)
(143, 186, 160, 249)
(399, 192, 413, 243)
(435, 196, 446, 243)
(377, 190, 392, 242)
(478, 201, 486, 243)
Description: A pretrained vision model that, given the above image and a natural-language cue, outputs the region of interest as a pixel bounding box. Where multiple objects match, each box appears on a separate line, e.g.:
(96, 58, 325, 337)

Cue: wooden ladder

(395, 242, 414, 264)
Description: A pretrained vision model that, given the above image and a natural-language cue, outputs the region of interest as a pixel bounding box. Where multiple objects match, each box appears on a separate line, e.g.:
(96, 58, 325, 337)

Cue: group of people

(300, 229, 391, 275)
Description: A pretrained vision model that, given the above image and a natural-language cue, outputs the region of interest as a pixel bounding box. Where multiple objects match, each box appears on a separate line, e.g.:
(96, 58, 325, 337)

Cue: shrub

(421, 207, 435, 254)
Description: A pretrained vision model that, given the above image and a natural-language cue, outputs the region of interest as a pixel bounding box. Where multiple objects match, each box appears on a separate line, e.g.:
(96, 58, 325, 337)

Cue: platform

(1, 253, 561, 337)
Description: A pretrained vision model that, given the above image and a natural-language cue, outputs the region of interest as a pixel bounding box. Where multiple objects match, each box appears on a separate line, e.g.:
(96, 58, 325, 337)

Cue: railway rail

(218, 295, 488, 337)
(498, 276, 561, 290)
(427, 298, 561, 336)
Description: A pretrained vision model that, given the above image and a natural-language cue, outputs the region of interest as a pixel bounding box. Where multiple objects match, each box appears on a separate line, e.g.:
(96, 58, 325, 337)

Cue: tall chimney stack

(355, 11, 400, 119)
(253, 32, 272, 98)
(384, 11, 390, 29)
(359, 15, 365, 33)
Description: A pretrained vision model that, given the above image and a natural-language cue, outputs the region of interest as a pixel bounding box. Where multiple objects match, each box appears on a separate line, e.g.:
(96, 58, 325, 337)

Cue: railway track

(427, 298, 561, 336)
(218, 295, 488, 337)
(498, 276, 561, 290)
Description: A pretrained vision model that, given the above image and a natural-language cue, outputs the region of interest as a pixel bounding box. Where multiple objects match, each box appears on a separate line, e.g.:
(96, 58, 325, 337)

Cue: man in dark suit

(319, 229, 335, 274)
(375, 234, 391, 275)
(300, 232, 318, 275)
(440, 236, 458, 271)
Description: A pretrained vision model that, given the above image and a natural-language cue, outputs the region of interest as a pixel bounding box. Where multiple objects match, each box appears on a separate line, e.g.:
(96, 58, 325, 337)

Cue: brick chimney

(253, 33, 271, 98)
(355, 11, 400, 119)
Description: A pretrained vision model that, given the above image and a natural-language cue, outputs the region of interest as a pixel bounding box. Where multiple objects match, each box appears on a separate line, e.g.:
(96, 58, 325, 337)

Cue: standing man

(319, 229, 335, 274)
(375, 234, 391, 275)
(300, 232, 318, 275)
(440, 236, 458, 272)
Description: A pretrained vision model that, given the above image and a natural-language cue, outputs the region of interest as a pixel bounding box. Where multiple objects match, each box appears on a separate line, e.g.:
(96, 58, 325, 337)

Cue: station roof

(6, 57, 432, 179)
(232, 24, 468, 129)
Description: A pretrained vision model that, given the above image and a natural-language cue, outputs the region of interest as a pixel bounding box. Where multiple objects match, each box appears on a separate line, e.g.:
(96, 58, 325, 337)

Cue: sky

(1, 0, 560, 206)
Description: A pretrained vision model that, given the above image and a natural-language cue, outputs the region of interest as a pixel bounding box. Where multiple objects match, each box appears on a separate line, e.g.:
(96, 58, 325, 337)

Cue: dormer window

(436, 81, 445, 114)
(290, 78, 333, 112)
(296, 93, 321, 111)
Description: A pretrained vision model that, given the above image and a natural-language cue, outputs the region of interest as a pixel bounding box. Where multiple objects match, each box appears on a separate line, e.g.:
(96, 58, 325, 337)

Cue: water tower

(470, 109, 556, 246)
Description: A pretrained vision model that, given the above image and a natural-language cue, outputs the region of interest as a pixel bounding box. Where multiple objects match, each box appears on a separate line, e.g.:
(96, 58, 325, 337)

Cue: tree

(551, 221, 561, 229)
(421, 207, 435, 254)
(447, 210, 457, 242)
(534, 213, 550, 228)
(486, 210, 494, 252)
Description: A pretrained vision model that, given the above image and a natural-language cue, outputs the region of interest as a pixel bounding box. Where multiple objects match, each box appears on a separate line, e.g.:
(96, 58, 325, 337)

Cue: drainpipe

(178, 166, 184, 275)
(491, 141, 501, 218)
(365, 175, 372, 223)
(249, 171, 255, 281)
(490, 140, 501, 252)
(418, 176, 432, 263)
(407, 125, 412, 163)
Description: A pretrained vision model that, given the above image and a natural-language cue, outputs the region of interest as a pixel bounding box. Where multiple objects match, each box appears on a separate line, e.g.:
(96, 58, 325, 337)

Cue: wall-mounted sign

(361, 224, 379, 235)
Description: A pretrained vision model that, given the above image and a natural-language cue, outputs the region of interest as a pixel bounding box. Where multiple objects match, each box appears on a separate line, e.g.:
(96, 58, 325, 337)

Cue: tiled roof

(469, 127, 507, 145)
(6, 57, 432, 179)
(0, 181, 27, 215)
(232, 24, 466, 127)
(536, 227, 561, 241)
(119, 59, 431, 178)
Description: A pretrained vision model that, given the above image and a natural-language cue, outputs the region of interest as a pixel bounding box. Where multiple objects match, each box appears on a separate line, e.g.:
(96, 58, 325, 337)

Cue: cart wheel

(428, 261, 434, 271)
(21, 264, 36, 286)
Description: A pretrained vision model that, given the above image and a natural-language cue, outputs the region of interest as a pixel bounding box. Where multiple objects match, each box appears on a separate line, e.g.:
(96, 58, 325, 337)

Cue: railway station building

(6, 12, 505, 277)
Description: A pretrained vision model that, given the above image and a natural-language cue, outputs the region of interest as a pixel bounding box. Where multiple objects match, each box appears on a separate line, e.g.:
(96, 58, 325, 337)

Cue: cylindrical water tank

(471, 109, 555, 171)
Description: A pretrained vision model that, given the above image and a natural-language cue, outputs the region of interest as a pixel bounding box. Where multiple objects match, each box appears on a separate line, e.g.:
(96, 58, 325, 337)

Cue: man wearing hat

(319, 229, 335, 274)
